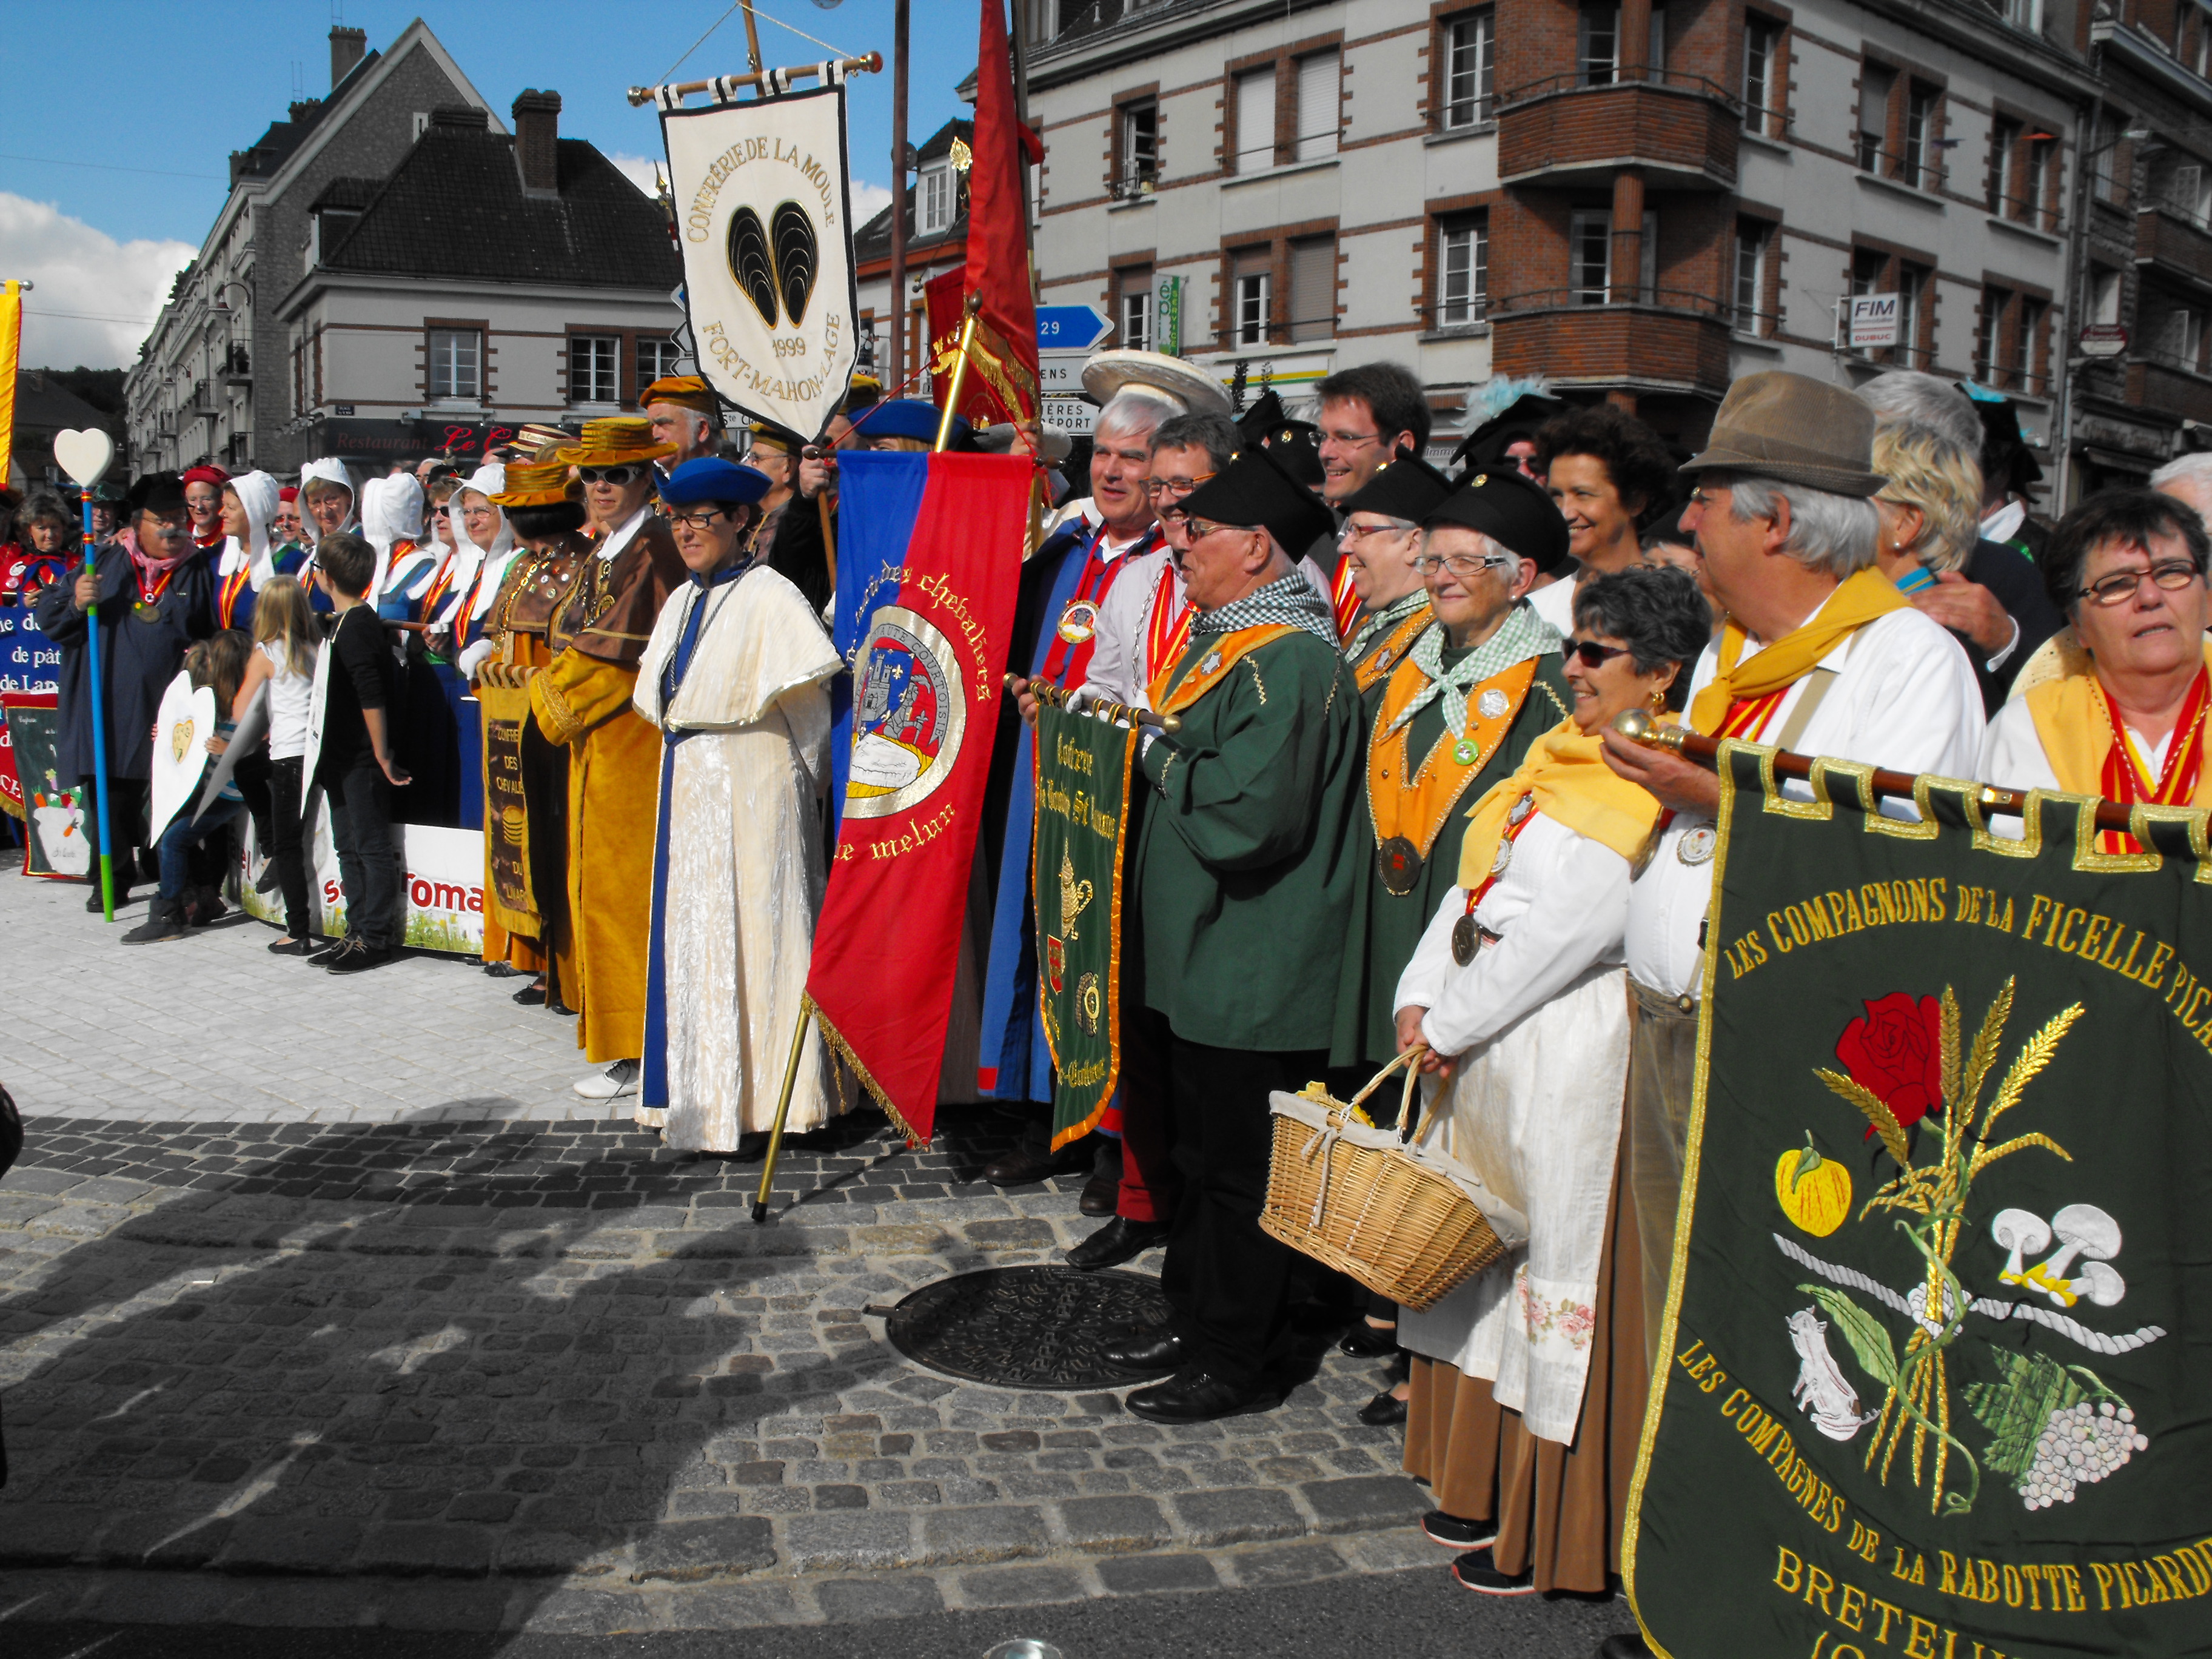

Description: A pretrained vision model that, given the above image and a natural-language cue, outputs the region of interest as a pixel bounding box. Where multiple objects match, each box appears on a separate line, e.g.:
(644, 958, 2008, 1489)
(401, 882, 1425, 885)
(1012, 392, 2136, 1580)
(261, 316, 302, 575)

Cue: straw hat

(1081, 349, 1233, 418)
(640, 375, 719, 417)
(557, 416, 677, 467)
(489, 459, 578, 509)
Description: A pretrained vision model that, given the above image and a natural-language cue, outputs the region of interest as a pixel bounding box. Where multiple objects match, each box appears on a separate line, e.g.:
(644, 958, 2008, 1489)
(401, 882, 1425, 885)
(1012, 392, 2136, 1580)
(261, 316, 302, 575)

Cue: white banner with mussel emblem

(660, 79, 859, 440)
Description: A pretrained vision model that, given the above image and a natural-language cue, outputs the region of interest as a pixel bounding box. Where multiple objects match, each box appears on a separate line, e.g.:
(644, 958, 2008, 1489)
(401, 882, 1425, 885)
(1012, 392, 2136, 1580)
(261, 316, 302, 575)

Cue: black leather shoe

(483, 960, 526, 979)
(1102, 1328, 1187, 1372)
(1341, 1321, 1399, 1358)
(512, 984, 548, 1005)
(1066, 1216, 1168, 1271)
(1080, 1137, 1124, 1215)
(1597, 1637, 1656, 1659)
(982, 1143, 1085, 1187)
(327, 943, 395, 974)
(1358, 1389, 1409, 1427)
(1125, 1367, 1272, 1424)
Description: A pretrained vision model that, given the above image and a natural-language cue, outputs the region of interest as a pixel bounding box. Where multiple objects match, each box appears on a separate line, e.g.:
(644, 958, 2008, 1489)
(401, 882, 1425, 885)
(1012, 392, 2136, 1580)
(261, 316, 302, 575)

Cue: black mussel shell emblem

(727, 201, 820, 330)
(728, 206, 779, 329)
(771, 202, 818, 326)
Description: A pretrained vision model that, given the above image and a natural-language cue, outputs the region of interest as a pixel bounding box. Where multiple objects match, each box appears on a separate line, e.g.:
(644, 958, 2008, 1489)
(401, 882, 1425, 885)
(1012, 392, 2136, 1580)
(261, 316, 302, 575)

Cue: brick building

(1021, 0, 2119, 476)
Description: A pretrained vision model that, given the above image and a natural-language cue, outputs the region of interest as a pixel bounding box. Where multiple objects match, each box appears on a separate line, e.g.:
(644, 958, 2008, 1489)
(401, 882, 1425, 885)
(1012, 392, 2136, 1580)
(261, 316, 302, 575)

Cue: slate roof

(228, 50, 381, 184)
(309, 176, 383, 213)
(318, 122, 680, 290)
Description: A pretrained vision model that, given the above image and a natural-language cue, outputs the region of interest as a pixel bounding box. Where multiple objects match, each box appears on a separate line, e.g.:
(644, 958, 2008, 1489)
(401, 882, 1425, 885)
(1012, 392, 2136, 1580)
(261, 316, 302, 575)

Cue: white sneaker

(574, 1059, 641, 1099)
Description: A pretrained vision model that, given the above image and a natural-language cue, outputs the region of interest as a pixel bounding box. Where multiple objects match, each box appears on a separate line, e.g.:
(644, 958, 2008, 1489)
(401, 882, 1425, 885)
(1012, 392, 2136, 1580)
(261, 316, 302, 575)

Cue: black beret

(1179, 446, 1336, 557)
(1449, 392, 1570, 477)
(1342, 454, 1459, 525)
(1423, 466, 1570, 574)
(124, 471, 187, 517)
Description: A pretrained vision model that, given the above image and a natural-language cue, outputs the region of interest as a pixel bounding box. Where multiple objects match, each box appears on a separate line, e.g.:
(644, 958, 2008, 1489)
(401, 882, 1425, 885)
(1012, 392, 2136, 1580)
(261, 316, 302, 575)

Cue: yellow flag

(0, 281, 21, 479)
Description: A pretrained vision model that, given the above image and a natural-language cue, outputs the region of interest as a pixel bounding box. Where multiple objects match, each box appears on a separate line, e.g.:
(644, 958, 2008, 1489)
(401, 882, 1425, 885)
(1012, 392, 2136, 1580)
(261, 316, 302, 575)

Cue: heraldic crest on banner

(1626, 742, 2212, 1659)
(659, 79, 860, 438)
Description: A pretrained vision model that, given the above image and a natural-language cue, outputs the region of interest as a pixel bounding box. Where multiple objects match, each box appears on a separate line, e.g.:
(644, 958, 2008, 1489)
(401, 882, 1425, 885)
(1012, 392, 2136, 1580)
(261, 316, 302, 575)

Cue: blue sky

(1, 1, 978, 366)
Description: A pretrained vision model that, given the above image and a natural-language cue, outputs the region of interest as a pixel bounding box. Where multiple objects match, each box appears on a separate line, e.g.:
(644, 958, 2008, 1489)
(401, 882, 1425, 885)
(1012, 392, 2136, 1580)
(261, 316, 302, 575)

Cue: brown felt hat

(641, 375, 719, 418)
(1680, 370, 1887, 497)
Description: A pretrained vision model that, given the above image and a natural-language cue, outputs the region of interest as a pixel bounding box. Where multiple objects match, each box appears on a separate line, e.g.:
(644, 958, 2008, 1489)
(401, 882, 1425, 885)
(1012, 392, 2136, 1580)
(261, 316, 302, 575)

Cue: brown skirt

(1401, 1120, 1648, 1594)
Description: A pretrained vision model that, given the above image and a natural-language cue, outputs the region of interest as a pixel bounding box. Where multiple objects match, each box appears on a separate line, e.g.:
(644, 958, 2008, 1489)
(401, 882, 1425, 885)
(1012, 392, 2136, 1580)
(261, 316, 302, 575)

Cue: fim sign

(1848, 293, 1900, 350)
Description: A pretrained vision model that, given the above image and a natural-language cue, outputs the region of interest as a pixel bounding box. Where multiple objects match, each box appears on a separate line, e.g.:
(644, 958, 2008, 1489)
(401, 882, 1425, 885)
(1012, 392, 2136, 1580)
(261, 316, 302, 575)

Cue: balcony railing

(2137, 207, 2212, 288)
(1489, 286, 1735, 320)
(1855, 143, 1948, 196)
(1496, 68, 1741, 189)
(1489, 287, 1734, 390)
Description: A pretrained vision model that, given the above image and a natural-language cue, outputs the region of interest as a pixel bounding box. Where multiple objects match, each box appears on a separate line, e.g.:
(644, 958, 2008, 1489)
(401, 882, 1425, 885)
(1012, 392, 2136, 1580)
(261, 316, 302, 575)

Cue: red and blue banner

(808, 449, 1030, 1144)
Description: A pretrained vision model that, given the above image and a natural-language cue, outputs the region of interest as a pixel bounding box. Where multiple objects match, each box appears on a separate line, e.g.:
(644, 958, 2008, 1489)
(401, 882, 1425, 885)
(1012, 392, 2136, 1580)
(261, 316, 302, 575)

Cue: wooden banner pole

(1612, 709, 2142, 836)
(1007, 674, 1181, 734)
(625, 53, 882, 108)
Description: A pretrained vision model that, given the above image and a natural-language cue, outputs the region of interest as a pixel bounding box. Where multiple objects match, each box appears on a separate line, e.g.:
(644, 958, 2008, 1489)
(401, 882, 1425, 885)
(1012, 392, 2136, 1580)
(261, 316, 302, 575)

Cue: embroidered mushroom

(1991, 1208, 2051, 1288)
(2022, 1203, 2125, 1309)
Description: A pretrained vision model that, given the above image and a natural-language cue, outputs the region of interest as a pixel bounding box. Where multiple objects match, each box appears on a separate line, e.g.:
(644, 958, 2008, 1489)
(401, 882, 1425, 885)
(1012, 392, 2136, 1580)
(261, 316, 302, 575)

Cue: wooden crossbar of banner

(627, 53, 883, 107)
(1011, 674, 1182, 734)
(1612, 708, 2143, 836)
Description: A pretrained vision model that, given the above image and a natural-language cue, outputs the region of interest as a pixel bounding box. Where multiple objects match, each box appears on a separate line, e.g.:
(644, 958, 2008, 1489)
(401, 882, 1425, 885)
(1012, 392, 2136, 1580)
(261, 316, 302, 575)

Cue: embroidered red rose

(1835, 993, 1945, 1133)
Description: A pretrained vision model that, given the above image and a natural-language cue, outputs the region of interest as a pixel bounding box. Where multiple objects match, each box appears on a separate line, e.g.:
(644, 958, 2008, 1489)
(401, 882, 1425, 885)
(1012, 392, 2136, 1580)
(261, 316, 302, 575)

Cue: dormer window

(309, 209, 358, 268)
(920, 164, 952, 235)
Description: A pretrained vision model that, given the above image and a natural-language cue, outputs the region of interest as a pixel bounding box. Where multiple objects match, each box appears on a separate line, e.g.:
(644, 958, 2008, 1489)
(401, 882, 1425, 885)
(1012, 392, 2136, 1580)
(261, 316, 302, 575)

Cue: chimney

(512, 90, 562, 196)
(329, 25, 366, 90)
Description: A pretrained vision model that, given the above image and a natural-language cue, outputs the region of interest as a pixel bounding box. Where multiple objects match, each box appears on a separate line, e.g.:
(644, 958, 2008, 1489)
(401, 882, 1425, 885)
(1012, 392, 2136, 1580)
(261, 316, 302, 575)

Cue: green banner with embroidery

(1626, 742, 2212, 1659)
(1033, 701, 1135, 1150)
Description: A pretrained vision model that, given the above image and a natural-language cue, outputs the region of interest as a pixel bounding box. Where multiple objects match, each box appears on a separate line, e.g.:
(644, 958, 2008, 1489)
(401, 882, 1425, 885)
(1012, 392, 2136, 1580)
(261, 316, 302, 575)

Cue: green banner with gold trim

(1627, 742, 2212, 1658)
(1033, 702, 1135, 1151)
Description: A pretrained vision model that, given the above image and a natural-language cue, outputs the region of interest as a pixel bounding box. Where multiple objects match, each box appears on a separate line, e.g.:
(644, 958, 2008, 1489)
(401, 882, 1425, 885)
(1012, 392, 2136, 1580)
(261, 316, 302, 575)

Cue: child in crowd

(122, 629, 253, 944)
(234, 576, 321, 956)
(310, 532, 411, 974)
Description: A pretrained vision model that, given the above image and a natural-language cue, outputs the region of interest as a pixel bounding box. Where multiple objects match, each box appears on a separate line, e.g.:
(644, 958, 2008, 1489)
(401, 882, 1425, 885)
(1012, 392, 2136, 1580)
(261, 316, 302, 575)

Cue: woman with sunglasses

(1980, 489, 2212, 831)
(1330, 468, 1575, 1418)
(534, 418, 688, 1107)
(633, 458, 844, 1153)
(1391, 562, 1708, 1599)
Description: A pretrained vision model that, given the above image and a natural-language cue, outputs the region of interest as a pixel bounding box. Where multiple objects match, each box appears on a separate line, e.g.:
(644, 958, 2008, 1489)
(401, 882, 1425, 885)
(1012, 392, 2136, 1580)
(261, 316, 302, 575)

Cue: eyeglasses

(1183, 516, 1252, 543)
(1684, 486, 1731, 511)
(1141, 473, 1215, 500)
(2078, 560, 2202, 606)
(1319, 429, 1382, 449)
(432, 506, 451, 519)
(1412, 551, 1513, 578)
(667, 507, 734, 531)
(1565, 637, 1634, 668)
(1339, 520, 1413, 543)
(578, 464, 646, 485)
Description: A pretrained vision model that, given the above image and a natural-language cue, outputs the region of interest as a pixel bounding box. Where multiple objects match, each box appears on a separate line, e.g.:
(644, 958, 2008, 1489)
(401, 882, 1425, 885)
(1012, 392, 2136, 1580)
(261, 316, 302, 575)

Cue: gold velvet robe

(531, 512, 686, 1064)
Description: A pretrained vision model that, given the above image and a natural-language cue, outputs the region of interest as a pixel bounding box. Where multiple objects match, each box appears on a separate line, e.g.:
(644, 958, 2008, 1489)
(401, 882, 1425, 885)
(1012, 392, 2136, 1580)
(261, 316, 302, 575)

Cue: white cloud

(1, 193, 195, 370)
(605, 155, 893, 226)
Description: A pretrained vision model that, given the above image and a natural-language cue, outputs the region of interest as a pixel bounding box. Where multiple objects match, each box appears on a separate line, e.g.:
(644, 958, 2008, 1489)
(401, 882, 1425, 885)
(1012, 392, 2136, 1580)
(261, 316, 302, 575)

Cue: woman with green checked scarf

(1330, 467, 1573, 1082)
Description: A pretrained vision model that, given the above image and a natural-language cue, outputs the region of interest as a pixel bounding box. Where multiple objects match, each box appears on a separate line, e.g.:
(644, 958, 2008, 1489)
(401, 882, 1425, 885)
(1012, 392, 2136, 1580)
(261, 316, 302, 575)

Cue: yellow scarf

(1456, 716, 1665, 887)
(1687, 566, 1909, 736)
(2023, 641, 2212, 803)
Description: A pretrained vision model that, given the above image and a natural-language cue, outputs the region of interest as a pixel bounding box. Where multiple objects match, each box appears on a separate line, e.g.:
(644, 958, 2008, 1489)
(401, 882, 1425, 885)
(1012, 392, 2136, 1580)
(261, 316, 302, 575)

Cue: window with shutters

(1436, 215, 1487, 327)
(1744, 16, 1786, 138)
(568, 334, 619, 406)
(1116, 267, 1155, 352)
(2017, 296, 2049, 392)
(1295, 53, 1338, 161)
(920, 165, 952, 235)
(1288, 236, 1336, 343)
(1988, 118, 2021, 215)
(1578, 2, 1619, 86)
(426, 327, 481, 403)
(1440, 9, 1495, 130)
(2164, 159, 2211, 227)
(2165, 304, 2207, 374)
(1903, 83, 1942, 191)
(1976, 286, 2012, 383)
(1895, 264, 1932, 370)
(1233, 67, 1276, 173)
(2023, 135, 2057, 230)
(1119, 98, 1159, 193)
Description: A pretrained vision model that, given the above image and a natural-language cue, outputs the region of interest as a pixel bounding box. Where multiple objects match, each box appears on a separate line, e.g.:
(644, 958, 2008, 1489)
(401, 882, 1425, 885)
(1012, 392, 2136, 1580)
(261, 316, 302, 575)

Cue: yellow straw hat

(489, 458, 578, 508)
(640, 375, 719, 417)
(557, 416, 677, 467)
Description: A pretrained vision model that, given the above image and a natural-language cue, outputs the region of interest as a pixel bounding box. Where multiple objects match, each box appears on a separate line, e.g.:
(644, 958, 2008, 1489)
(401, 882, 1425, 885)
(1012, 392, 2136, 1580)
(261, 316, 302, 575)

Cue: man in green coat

(1105, 449, 1362, 1424)
(1331, 468, 1574, 1077)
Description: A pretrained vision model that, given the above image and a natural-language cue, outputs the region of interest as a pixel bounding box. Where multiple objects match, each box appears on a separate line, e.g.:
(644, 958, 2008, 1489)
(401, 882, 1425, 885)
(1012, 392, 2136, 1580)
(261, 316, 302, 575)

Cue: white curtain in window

(1236, 69, 1276, 173)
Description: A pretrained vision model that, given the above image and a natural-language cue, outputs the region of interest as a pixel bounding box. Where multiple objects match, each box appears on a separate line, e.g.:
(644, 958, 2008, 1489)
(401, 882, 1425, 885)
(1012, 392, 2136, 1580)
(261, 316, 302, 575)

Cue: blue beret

(658, 457, 769, 506)
(853, 398, 965, 446)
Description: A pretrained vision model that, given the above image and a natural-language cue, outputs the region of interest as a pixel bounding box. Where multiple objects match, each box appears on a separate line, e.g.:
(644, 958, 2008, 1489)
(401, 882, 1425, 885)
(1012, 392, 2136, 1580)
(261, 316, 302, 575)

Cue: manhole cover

(885, 1266, 1170, 1389)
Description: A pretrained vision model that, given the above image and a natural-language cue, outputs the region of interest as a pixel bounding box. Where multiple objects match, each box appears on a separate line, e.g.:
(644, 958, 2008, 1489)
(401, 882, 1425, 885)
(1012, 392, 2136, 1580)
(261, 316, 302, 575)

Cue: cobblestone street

(0, 873, 1635, 1652)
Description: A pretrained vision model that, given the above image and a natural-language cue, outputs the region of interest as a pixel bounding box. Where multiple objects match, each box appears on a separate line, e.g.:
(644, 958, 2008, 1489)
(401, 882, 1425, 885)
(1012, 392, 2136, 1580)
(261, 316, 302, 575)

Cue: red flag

(805, 451, 1031, 1144)
(927, 0, 1041, 429)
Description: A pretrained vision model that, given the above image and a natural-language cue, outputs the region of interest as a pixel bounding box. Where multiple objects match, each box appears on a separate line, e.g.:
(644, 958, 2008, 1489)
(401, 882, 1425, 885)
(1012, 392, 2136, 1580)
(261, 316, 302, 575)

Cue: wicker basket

(1258, 1049, 1525, 1312)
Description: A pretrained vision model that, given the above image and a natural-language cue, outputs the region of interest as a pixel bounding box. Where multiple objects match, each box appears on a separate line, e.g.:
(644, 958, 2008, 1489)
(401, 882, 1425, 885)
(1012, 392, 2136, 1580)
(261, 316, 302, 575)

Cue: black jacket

(32, 541, 213, 782)
(1960, 537, 2063, 712)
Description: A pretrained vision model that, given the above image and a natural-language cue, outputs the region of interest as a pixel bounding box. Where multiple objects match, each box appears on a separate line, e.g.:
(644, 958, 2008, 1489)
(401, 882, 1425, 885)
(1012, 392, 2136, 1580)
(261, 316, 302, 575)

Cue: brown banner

(477, 680, 538, 938)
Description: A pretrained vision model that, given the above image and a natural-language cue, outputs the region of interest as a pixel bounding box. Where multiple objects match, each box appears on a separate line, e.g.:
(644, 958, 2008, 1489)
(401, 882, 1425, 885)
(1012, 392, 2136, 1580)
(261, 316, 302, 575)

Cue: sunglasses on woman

(578, 464, 646, 485)
(1564, 637, 1633, 668)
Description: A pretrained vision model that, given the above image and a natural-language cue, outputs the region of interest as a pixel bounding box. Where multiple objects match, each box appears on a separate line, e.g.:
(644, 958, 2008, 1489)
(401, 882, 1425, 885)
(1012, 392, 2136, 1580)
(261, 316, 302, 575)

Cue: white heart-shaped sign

(53, 427, 116, 488)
